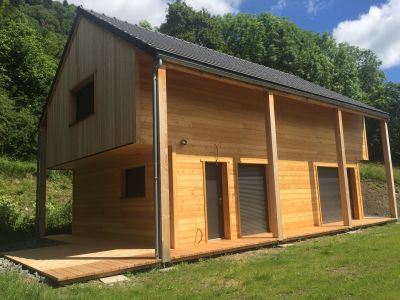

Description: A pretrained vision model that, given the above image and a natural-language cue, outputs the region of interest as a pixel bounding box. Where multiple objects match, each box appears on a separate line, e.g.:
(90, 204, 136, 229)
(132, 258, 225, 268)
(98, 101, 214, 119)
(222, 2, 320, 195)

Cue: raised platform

(2, 217, 395, 285)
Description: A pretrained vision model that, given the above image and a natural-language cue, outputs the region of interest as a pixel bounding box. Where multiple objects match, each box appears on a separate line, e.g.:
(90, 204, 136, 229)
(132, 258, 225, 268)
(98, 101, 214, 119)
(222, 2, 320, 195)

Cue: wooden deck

(2, 217, 395, 285)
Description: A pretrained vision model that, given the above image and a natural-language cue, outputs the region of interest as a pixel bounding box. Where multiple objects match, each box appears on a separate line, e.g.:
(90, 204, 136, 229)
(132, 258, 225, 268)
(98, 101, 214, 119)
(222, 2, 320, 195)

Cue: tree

(138, 20, 153, 30)
(62, 0, 67, 7)
(159, 0, 225, 50)
(10, 0, 25, 7)
(222, 13, 265, 64)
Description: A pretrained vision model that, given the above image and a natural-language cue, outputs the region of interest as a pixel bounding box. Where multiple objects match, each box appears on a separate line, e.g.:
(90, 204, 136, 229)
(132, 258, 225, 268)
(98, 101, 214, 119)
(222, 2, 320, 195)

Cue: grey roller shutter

(317, 167, 342, 223)
(238, 164, 268, 236)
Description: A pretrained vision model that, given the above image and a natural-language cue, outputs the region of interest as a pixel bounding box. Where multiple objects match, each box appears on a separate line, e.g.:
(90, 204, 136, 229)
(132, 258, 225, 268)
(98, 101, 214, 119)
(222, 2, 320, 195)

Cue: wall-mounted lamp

(180, 139, 188, 146)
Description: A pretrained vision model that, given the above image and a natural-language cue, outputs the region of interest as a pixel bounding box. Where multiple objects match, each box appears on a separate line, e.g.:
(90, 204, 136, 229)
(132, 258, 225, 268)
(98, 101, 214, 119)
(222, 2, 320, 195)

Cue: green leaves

(0, 1, 74, 159)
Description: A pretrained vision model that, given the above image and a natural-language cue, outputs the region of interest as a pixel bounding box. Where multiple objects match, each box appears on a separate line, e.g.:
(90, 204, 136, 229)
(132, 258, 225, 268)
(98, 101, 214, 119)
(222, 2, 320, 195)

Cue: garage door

(238, 164, 268, 235)
(317, 167, 342, 223)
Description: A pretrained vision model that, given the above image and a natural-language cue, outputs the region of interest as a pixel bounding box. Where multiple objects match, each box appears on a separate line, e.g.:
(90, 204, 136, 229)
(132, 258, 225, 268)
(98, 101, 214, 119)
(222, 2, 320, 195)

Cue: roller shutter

(238, 164, 268, 236)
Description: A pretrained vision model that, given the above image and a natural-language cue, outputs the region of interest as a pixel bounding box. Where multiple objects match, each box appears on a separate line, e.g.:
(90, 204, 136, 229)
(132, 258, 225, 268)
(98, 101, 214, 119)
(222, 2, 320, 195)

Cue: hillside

(0, 157, 72, 245)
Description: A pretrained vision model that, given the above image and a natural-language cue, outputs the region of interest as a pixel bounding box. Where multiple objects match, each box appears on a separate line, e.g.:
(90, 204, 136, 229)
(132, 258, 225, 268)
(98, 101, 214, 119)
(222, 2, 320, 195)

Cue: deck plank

(1, 217, 394, 285)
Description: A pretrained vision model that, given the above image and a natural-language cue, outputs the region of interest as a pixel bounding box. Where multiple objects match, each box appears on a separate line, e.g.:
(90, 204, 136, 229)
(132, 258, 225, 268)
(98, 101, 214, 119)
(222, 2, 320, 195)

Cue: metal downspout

(152, 57, 163, 259)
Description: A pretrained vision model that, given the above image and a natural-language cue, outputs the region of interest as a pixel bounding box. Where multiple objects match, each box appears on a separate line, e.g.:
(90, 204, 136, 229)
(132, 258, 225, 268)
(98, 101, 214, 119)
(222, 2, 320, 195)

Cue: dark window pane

(125, 166, 145, 198)
(76, 81, 94, 121)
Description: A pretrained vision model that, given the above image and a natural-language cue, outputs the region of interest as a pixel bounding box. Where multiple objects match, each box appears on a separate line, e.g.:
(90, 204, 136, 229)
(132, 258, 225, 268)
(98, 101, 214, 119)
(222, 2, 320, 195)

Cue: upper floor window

(70, 77, 94, 124)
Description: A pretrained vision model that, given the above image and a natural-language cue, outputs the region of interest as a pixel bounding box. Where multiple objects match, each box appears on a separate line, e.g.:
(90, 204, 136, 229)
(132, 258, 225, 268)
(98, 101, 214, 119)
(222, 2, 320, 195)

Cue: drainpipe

(152, 56, 163, 259)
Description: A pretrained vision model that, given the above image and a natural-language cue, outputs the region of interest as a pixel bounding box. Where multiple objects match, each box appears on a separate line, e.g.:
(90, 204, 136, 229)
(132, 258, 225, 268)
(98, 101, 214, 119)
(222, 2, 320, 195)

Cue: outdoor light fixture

(180, 139, 188, 146)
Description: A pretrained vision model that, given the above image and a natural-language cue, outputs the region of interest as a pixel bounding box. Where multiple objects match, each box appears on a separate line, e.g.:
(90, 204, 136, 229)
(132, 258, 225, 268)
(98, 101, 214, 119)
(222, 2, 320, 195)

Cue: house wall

(46, 17, 138, 168)
(137, 54, 368, 247)
(72, 145, 154, 244)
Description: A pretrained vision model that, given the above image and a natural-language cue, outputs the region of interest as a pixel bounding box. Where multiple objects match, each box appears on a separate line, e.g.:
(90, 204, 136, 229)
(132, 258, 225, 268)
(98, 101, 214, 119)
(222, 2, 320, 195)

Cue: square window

(124, 166, 145, 198)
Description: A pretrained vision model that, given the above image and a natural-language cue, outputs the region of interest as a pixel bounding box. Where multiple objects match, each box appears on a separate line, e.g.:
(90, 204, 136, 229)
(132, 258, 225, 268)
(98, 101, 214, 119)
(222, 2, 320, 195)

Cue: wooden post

(36, 126, 47, 238)
(158, 66, 171, 262)
(334, 109, 352, 227)
(380, 120, 398, 219)
(264, 91, 283, 239)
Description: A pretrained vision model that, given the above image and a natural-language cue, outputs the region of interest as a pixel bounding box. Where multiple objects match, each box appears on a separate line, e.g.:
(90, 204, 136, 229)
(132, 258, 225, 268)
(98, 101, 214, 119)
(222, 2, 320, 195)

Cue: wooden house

(33, 7, 397, 273)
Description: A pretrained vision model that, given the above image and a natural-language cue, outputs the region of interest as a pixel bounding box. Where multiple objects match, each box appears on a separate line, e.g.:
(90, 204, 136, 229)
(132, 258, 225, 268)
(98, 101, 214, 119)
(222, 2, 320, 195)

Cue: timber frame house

(6, 7, 396, 284)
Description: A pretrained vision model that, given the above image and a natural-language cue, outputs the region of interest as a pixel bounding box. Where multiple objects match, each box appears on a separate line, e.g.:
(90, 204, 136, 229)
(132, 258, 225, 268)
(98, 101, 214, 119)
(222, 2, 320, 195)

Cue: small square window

(71, 80, 94, 123)
(124, 166, 145, 198)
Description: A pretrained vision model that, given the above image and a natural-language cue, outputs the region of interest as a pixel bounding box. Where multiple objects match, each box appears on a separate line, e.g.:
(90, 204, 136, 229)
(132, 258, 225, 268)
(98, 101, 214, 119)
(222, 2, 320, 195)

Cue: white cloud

(271, 0, 287, 13)
(58, 0, 242, 26)
(306, 0, 333, 15)
(333, 0, 400, 69)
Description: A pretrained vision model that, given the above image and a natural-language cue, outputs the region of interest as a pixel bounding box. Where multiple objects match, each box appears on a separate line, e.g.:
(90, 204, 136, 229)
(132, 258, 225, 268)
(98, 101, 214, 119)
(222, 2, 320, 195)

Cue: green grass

(360, 162, 400, 185)
(0, 156, 72, 245)
(1, 223, 400, 299)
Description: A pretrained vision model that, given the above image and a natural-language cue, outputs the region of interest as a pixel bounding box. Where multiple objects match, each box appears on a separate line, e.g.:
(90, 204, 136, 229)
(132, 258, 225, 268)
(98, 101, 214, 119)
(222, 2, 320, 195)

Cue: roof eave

(158, 52, 389, 120)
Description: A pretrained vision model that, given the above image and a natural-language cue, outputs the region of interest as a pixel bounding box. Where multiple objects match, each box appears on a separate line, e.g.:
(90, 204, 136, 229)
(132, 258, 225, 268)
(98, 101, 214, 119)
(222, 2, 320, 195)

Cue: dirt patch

(361, 180, 400, 217)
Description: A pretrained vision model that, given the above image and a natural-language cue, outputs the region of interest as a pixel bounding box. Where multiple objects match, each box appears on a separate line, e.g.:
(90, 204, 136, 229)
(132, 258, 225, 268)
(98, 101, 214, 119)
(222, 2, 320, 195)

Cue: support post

(264, 91, 283, 239)
(380, 120, 398, 219)
(334, 109, 352, 227)
(157, 65, 171, 262)
(35, 126, 47, 238)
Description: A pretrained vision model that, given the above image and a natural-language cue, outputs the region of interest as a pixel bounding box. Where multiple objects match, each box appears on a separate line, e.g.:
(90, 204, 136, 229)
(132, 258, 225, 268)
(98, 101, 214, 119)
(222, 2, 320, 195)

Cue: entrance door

(205, 163, 224, 240)
(317, 167, 342, 223)
(238, 164, 268, 235)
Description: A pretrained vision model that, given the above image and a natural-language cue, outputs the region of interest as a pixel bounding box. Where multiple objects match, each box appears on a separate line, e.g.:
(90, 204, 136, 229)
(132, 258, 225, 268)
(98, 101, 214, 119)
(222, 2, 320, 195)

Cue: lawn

(1, 223, 400, 299)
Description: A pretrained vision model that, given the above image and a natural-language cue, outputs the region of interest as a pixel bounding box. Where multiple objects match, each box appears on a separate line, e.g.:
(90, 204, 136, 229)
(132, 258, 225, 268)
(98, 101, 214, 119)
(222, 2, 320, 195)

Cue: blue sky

(63, 0, 400, 82)
(239, 0, 400, 82)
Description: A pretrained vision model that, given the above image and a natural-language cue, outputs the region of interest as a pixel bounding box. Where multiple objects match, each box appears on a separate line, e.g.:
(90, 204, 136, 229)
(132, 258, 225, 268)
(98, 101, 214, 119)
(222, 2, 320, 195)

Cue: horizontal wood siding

(72, 146, 154, 244)
(275, 96, 365, 229)
(46, 18, 137, 168)
(136, 55, 368, 246)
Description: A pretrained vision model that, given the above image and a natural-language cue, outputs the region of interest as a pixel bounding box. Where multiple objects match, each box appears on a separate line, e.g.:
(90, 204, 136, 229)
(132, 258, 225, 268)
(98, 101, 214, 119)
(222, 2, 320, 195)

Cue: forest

(0, 0, 399, 163)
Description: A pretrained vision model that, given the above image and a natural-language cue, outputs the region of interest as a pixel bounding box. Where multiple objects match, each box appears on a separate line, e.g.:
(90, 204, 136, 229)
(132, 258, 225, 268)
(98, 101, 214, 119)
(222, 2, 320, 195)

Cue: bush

(0, 156, 72, 245)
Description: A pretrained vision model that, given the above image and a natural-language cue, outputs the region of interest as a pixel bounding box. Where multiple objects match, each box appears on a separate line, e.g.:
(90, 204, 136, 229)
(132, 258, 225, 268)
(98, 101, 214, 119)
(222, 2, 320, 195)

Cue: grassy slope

(0, 157, 72, 244)
(359, 162, 400, 185)
(1, 224, 400, 299)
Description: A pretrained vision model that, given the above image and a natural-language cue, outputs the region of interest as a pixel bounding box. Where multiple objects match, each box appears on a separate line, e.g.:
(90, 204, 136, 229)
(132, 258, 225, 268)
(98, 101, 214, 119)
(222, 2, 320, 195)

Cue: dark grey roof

(76, 7, 388, 118)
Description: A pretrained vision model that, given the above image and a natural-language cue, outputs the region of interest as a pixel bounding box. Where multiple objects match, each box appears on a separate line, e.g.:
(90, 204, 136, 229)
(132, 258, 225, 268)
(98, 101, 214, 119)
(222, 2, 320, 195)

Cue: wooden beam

(158, 66, 171, 262)
(380, 120, 398, 219)
(362, 117, 369, 160)
(264, 91, 283, 239)
(36, 126, 47, 238)
(334, 109, 352, 227)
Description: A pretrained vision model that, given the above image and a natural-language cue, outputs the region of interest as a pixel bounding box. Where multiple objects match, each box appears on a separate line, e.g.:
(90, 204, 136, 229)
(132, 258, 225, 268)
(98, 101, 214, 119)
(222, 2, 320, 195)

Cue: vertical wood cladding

(46, 17, 137, 168)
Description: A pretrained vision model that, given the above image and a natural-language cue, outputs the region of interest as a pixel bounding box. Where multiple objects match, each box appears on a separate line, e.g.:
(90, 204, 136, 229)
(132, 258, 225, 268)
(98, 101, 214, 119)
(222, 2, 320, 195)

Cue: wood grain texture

(136, 56, 370, 245)
(72, 144, 155, 245)
(380, 120, 398, 218)
(157, 66, 171, 262)
(4, 218, 393, 284)
(264, 92, 283, 239)
(335, 109, 352, 227)
(46, 18, 137, 168)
